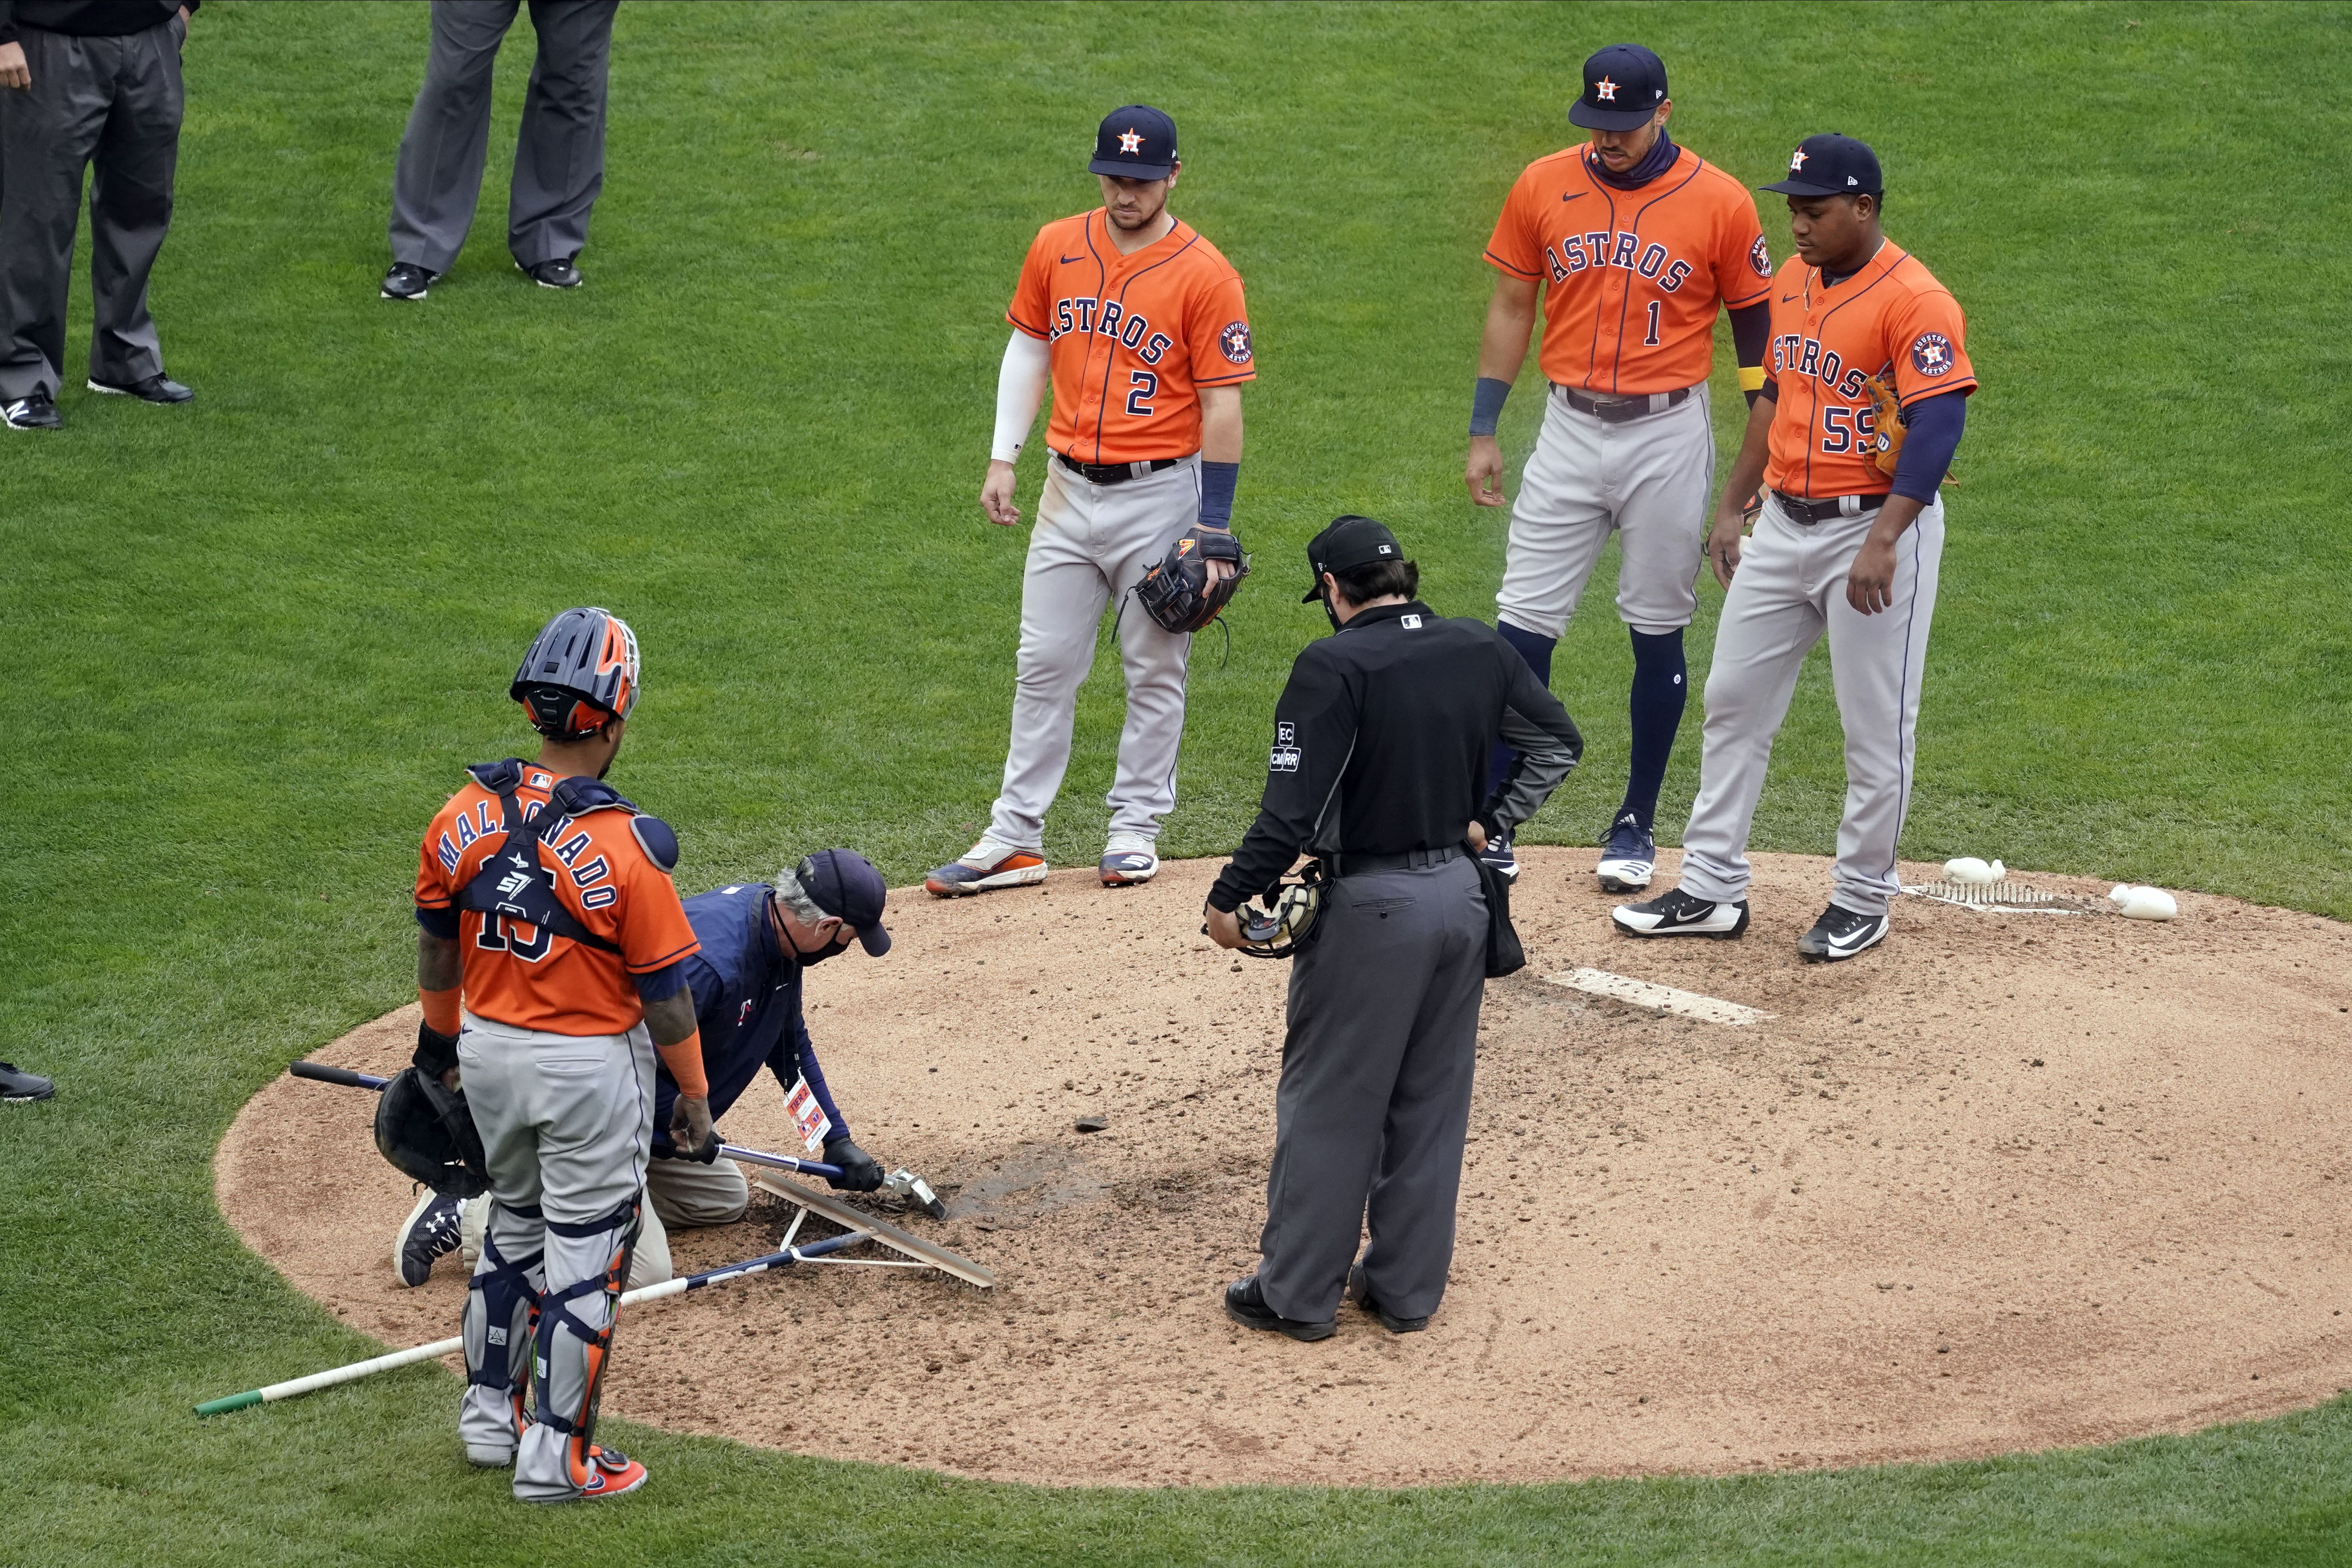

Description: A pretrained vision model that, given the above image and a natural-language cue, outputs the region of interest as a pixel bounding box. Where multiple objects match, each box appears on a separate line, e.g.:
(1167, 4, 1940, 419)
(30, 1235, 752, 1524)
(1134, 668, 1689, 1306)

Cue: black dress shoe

(1347, 1263, 1430, 1334)
(1223, 1275, 1335, 1342)
(2, 393, 60, 430)
(380, 261, 438, 300)
(0, 1061, 56, 1102)
(88, 373, 192, 404)
(520, 256, 581, 289)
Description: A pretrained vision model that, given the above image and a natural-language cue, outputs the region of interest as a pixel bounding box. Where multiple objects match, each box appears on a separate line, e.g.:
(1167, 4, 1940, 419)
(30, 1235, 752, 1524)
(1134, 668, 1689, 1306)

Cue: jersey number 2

(1126, 371, 1157, 417)
(1643, 300, 1661, 347)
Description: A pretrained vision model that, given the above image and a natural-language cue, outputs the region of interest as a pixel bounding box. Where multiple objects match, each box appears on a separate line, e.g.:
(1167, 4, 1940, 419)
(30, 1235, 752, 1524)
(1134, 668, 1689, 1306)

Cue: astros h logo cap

(1089, 104, 1177, 180)
(1760, 133, 1883, 198)
(1569, 44, 1667, 132)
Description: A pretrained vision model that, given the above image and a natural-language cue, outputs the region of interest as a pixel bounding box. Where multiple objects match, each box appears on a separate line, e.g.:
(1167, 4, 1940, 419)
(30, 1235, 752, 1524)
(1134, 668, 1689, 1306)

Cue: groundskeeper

(1205, 516, 1581, 1340)
(412, 605, 711, 1502)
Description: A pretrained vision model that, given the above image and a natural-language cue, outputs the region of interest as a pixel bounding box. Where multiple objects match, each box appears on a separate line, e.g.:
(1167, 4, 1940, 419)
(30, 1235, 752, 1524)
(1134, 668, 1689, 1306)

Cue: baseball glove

(1864, 371, 1907, 479)
(1133, 526, 1248, 635)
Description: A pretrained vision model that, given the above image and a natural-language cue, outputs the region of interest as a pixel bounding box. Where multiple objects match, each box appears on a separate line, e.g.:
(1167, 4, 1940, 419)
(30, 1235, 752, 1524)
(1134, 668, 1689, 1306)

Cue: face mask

(794, 924, 850, 965)
(1321, 594, 1342, 633)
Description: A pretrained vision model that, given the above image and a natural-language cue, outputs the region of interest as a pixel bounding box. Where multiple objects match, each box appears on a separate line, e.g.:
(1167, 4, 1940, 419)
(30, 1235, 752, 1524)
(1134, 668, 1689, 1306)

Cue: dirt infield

(216, 850, 2352, 1487)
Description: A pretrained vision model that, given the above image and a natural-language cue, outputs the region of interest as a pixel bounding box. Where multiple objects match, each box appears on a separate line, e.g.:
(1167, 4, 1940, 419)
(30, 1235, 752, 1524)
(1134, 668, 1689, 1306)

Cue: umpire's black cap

(1568, 44, 1667, 132)
(796, 850, 892, 956)
(1302, 515, 1406, 601)
(1760, 134, 1883, 197)
(1089, 105, 1177, 181)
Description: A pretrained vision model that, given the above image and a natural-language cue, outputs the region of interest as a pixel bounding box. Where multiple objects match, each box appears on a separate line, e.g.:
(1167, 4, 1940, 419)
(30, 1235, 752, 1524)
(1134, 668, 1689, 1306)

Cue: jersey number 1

(1643, 300, 1661, 347)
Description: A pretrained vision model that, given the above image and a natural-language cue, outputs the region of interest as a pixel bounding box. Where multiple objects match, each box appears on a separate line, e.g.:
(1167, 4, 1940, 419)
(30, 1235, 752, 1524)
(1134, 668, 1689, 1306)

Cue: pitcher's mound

(217, 851, 2352, 1487)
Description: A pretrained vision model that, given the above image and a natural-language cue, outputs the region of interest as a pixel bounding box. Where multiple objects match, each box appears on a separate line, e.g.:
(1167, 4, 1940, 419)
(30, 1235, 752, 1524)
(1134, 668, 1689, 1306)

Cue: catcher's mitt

(1133, 526, 1248, 635)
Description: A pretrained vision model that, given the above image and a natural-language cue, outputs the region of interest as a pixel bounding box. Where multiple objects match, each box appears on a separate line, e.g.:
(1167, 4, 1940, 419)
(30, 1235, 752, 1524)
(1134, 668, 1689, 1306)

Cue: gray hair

(773, 865, 826, 926)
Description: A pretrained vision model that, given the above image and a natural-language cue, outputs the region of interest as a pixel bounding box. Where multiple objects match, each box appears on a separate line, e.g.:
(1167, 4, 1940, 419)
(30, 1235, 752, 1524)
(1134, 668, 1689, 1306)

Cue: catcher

(927, 103, 1254, 898)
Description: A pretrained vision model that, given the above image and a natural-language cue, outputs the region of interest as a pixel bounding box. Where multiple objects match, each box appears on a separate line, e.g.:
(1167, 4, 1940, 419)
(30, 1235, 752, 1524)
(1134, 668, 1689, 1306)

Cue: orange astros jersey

(1485, 145, 1770, 396)
(415, 764, 699, 1038)
(1007, 209, 1255, 465)
(1763, 242, 1977, 499)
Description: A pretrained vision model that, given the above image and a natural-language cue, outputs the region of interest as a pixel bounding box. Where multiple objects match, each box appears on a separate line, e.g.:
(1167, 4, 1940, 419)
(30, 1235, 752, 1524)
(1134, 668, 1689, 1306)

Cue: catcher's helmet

(373, 1066, 490, 1198)
(511, 607, 640, 742)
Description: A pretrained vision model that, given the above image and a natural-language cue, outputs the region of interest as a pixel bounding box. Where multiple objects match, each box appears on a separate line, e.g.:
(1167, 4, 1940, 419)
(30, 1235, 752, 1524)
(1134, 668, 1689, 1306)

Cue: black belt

(1771, 489, 1890, 524)
(1556, 385, 1691, 422)
(1056, 452, 1187, 486)
(1325, 844, 1465, 878)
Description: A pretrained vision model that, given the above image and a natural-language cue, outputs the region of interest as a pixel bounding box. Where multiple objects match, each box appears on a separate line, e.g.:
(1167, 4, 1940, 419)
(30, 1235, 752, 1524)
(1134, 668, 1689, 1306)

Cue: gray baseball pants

(1675, 493, 1946, 918)
(1258, 856, 1488, 1325)
(388, 0, 617, 274)
(1496, 382, 1714, 638)
(986, 455, 1198, 850)
(460, 1152, 748, 1287)
(0, 15, 183, 401)
(455, 1010, 653, 1501)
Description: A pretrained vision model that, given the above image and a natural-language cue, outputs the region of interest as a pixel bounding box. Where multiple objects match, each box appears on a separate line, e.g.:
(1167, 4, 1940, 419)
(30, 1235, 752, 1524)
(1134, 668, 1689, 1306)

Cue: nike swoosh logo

(1560, 192, 1585, 203)
(1059, 254, 1085, 264)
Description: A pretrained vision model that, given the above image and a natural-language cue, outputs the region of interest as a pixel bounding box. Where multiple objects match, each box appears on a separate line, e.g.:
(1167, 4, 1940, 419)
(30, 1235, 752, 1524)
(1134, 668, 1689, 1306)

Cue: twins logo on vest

(1911, 332, 1957, 377)
(1050, 296, 1175, 363)
(1542, 229, 1698, 292)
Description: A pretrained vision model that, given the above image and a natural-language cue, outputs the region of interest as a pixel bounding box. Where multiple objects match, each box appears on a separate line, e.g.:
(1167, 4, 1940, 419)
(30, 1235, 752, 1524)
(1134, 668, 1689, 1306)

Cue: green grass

(2, 2, 2347, 1562)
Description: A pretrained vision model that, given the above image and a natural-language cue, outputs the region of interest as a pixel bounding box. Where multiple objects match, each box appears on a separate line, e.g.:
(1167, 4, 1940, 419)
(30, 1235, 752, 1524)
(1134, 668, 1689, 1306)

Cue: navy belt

(1772, 489, 1890, 524)
(1056, 452, 1187, 486)
(1326, 844, 1465, 878)
(1556, 385, 1690, 422)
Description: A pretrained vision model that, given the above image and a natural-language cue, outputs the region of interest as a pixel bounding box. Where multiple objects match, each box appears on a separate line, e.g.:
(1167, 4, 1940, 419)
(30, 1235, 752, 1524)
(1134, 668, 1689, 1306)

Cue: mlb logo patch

(1401, 615, 1422, 629)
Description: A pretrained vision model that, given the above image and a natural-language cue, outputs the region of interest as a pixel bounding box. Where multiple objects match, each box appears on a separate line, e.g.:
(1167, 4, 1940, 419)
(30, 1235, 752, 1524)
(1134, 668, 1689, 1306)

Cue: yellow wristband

(1738, 366, 1766, 393)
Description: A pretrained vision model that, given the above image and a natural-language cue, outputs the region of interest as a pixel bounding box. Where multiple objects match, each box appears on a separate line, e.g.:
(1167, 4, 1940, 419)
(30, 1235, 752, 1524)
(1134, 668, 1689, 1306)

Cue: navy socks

(1621, 627, 1687, 831)
(1488, 622, 1558, 799)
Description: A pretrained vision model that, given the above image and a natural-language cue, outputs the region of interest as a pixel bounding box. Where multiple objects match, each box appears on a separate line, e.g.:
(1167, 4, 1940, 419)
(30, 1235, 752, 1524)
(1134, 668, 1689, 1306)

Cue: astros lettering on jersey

(1763, 243, 1977, 499)
(415, 766, 698, 1037)
(1008, 210, 1255, 464)
(1485, 144, 1769, 395)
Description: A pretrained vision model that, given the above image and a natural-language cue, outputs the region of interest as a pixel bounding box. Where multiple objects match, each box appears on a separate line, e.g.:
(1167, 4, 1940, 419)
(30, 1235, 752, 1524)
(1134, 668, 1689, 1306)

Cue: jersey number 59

(1820, 403, 1878, 454)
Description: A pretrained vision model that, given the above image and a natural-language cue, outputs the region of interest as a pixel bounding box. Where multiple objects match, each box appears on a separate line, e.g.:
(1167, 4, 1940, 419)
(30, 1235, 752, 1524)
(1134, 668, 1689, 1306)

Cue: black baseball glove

(1132, 525, 1248, 635)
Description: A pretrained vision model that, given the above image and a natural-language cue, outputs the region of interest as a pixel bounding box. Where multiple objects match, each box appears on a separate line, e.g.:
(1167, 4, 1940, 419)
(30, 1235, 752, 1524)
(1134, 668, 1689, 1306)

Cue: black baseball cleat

(1223, 1275, 1336, 1342)
(519, 256, 582, 289)
(88, 373, 191, 404)
(1796, 903, 1889, 963)
(1347, 1263, 1429, 1334)
(380, 262, 437, 300)
(394, 1186, 465, 1286)
(0, 1062, 56, 1102)
(3, 394, 61, 430)
(1611, 888, 1749, 939)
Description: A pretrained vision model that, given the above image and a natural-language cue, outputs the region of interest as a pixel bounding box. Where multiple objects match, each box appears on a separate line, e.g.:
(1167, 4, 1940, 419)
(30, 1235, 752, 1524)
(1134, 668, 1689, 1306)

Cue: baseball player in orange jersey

(1465, 45, 1772, 895)
(412, 605, 716, 1503)
(1613, 135, 1975, 960)
(928, 103, 1252, 897)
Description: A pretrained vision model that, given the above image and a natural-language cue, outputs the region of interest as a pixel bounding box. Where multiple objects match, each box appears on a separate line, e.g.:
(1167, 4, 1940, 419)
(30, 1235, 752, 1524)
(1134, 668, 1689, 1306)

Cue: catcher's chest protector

(456, 779, 628, 956)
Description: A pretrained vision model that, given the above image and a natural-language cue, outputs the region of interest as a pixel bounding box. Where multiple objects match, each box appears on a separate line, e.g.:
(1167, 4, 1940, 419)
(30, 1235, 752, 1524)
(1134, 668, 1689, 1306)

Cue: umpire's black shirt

(0, 2, 193, 43)
(1208, 601, 1582, 912)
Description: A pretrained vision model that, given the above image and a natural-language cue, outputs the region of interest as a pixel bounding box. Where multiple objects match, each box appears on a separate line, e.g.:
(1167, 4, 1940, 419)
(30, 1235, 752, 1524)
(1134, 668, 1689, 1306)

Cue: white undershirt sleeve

(991, 329, 1052, 464)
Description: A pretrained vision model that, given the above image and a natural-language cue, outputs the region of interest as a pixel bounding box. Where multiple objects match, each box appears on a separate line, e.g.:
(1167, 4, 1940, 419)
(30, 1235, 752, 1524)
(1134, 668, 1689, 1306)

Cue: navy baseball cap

(1567, 44, 1667, 131)
(1088, 105, 1177, 181)
(1761, 134, 1883, 197)
(1302, 515, 1406, 601)
(795, 849, 891, 956)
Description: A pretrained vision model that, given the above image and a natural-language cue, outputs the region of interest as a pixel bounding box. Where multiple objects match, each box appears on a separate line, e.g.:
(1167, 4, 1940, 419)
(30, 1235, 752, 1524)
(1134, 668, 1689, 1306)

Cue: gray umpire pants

(0, 15, 184, 400)
(388, 0, 617, 274)
(1258, 855, 1488, 1325)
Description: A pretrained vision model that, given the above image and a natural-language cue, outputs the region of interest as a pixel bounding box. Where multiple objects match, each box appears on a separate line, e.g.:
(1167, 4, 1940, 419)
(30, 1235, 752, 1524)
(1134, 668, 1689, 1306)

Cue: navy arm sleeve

(1729, 302, 1771, 407)
(1208, 651, 1360, 912)
(1890, 389, 1967, 503)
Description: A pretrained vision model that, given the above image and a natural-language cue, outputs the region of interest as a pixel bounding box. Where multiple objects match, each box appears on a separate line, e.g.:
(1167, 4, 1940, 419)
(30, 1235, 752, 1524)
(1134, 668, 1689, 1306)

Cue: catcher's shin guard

(460, 1204, 545, 1465)
(517, 1193, 642, 1500)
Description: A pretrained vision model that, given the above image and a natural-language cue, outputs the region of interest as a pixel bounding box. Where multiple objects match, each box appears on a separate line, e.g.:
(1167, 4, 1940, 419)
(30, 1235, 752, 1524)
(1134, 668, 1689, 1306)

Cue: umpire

(1205, 516, 1582, 1339)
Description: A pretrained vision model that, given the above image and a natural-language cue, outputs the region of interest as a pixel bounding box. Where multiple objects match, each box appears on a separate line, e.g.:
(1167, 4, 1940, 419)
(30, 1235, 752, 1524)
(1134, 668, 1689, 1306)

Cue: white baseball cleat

(925, 839, 1049, 897)
(1611, 888, 1749, 939)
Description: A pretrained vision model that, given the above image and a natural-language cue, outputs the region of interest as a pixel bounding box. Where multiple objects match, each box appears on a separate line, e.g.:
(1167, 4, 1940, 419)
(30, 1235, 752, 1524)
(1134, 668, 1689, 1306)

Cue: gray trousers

(0, 16, 184, 400)
(1259, 856, 1488, 1325)
(388, 0, 616, 273)
(1676, 493, 1946, 918)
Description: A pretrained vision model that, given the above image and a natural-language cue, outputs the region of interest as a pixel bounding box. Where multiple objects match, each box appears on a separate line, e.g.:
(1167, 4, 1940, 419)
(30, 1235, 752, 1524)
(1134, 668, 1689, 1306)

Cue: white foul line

(1545, 968, 1773, 1027)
